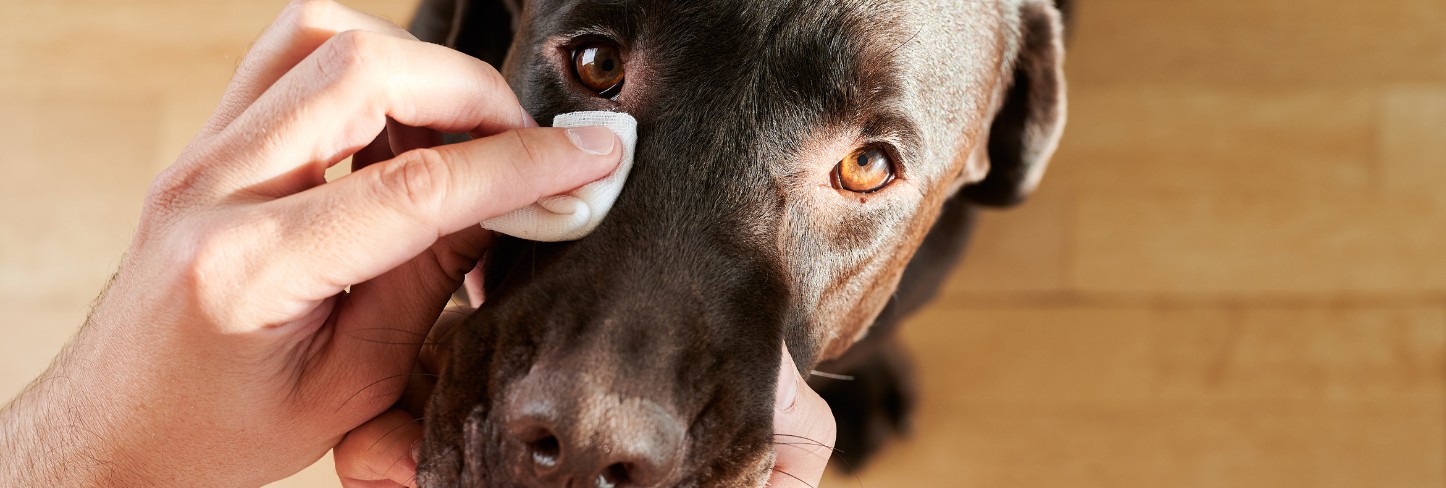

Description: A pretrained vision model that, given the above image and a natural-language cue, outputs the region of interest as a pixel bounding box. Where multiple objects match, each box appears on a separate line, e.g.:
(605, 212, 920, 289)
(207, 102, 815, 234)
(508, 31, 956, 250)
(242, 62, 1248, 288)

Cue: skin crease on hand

(0, 1, 835, 487)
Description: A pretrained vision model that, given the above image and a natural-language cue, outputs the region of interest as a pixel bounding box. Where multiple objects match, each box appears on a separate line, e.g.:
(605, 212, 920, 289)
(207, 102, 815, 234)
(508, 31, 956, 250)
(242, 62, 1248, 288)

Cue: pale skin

(0, 1, 836, 487)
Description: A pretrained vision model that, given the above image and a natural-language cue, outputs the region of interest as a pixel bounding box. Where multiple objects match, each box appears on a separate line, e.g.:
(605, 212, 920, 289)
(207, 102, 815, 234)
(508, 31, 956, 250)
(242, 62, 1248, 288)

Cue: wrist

(0, 330, 162, 487)
(1, 374, 145, 486)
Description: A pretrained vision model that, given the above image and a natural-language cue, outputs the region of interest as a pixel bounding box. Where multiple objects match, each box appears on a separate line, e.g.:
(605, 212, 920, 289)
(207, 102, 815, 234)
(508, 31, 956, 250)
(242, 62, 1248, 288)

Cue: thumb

(336, 409, 424, 488)
(768, 345, 837, 487)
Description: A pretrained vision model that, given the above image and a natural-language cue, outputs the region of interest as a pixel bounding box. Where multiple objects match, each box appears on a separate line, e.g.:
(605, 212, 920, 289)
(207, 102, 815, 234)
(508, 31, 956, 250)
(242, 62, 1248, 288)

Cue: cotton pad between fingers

(481, 111, 638, 242)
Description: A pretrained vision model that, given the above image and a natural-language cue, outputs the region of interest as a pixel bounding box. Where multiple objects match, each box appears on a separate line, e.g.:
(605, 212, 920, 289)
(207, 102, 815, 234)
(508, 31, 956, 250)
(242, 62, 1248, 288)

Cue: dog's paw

(809, 341, 917, 472)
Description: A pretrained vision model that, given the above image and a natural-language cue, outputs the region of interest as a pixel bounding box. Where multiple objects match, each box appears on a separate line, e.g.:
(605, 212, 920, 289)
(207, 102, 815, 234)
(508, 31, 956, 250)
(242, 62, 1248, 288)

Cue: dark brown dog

(406, 1, 1068, 486)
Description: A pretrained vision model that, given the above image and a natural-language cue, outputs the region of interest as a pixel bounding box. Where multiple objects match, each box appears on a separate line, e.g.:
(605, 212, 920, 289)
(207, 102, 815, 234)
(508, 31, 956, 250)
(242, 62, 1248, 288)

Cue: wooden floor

(1, 1, 1442, 487)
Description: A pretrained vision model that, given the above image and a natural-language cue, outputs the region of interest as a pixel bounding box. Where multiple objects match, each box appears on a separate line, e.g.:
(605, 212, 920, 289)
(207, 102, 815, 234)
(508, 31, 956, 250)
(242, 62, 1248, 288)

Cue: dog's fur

(408, 1, 1067, 486)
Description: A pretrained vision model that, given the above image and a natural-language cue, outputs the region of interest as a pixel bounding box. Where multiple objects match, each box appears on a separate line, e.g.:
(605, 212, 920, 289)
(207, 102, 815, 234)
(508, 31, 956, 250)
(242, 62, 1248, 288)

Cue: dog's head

(412, 0, 1066, 486)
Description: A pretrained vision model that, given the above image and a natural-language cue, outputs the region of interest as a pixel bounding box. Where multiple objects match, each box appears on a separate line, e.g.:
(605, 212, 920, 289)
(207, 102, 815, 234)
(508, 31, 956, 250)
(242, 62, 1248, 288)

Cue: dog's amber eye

(572, 42, 625, 97)
(832, 147, 896, 193)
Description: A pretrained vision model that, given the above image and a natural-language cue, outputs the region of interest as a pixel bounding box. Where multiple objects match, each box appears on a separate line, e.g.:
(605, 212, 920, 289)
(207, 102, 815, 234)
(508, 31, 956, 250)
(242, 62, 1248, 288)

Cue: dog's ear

(961, 0, 1067, 207)
(409, 0, 519, 68)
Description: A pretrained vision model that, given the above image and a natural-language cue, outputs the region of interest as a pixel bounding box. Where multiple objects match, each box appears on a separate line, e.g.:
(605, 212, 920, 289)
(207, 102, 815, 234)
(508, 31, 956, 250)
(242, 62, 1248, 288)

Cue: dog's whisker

(345, 326, 443, 347)
(771, 434, 845, 459)
(366, 416, 427, 453)
(350, 327, 429, 338)
(771, 434, 842, 451)
(773, 438, 844, 462)
(773, 441, 841, 464)
(335, 373, 438, 413)
(808, 370, 855, 381)
(771, 467, 817, 488)
(347, 338, 441, 346)
(774, 435, 867, 488)
(773, 440, 866, 488)
(885, 28, 923, 57)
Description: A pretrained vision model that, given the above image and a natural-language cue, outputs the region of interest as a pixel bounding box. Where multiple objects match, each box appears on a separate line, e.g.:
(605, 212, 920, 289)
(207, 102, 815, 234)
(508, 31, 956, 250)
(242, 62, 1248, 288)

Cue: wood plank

(0, 1, 423, 92)
(826, 305, 1446, 488)
(1382, 87, 1446, 205)
(1073, 190, 1446, 295)
(1068, 0, 1446, 87)
(1049, 88, 1376, 194)
(942, 185, 1074, 295)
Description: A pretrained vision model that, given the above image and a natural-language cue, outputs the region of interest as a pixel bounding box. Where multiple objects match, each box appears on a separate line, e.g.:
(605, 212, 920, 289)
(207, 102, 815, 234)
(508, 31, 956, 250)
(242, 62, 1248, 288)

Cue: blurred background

(1, 0, 1442, 487)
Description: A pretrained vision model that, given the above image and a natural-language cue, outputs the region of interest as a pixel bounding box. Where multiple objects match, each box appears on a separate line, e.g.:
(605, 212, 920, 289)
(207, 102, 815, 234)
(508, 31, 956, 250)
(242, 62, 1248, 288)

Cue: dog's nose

(502, 380, 685, 487)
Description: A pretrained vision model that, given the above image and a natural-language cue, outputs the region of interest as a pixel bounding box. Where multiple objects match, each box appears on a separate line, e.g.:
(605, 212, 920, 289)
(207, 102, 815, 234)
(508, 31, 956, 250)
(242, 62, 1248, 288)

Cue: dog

(405, 0, 1068, 486)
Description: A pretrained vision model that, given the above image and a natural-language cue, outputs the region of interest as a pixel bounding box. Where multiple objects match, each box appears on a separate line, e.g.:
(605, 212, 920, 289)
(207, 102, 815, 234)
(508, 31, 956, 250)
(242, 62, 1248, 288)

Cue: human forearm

(0, 358, 152, 487)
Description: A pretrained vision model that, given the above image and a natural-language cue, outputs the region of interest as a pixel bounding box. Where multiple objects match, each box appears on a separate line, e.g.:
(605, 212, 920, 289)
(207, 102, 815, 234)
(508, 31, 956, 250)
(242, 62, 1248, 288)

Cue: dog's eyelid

(559, 30, 626, 48)
(862, 139, 908, 174)
(857, 111, 922, 164)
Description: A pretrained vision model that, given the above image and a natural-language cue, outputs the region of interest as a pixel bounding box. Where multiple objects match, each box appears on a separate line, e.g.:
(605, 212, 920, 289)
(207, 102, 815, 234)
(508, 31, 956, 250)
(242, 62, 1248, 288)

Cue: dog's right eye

(571, 41, 626, 97)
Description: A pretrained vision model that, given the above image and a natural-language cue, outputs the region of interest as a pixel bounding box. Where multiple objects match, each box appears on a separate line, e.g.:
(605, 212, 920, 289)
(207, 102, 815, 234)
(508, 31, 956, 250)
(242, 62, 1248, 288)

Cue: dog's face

(414, 0, 1065, 486)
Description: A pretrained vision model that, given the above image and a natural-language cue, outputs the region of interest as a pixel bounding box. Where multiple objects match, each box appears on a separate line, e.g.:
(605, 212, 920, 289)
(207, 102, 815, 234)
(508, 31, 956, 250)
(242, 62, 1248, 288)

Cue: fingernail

(566, 126, 617, 155)
(410, 439, 422, 464)
(521, 108, 539, 128)
(776, 355, 800, 413)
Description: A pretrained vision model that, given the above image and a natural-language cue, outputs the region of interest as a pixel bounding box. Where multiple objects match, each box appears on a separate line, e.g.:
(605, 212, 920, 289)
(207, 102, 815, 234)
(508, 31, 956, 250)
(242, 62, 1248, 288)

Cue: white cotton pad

(481, 111, 638, 242)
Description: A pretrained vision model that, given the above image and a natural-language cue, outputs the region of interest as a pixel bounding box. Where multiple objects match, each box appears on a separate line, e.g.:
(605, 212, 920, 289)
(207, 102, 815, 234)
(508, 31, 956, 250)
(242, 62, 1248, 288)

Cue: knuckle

(179, 224, 228, 288)
(173, 211, 281, 311)
(316, 29, 383, 85)
(284, 0, 336, 30)
(143, 165, 198, 219)
(469, 60, 506, 102)
(377, 147, 452, 215)
(277, 1, 349, 52)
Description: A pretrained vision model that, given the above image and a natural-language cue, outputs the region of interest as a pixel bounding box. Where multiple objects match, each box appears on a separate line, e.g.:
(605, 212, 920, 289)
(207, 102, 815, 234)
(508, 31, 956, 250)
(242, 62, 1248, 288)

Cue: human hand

(0, 1, 620, 486)
(335, 333, 838, 488)
(766, 345, 840, 488)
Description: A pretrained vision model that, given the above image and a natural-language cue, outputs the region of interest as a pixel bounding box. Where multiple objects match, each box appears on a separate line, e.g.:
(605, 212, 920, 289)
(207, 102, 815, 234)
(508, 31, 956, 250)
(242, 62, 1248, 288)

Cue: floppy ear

(409, 0, 518, 68)
(962, 0, 1067, 207)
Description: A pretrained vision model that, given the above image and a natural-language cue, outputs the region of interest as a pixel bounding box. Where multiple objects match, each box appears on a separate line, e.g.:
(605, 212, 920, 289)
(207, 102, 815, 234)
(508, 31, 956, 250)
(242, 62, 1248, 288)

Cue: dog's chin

(416, 449, 776, 488)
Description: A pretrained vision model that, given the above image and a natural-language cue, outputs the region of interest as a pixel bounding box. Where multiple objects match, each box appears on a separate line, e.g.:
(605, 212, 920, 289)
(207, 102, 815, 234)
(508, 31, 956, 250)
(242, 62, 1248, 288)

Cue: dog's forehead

(893, 0, 1014, 147)
(533, 0, 1010, 164)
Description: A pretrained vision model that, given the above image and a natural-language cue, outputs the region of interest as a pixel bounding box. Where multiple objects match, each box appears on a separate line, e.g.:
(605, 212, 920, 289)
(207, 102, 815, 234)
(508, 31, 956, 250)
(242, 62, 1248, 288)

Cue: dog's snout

(499, 372, 686, 487)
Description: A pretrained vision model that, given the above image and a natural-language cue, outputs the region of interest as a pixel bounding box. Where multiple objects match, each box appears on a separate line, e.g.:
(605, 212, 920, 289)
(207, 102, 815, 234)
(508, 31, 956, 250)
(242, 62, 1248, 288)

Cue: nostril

(597, 463, 631, 488)
(504, 374, 684, 486)
(528, 435, 562, 468)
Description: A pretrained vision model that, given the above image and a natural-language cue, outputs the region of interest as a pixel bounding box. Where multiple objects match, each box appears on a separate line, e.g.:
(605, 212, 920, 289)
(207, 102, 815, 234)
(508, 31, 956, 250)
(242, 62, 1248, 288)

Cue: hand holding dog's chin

(334, 343, 838, 488)
(0, 1, 621, 486)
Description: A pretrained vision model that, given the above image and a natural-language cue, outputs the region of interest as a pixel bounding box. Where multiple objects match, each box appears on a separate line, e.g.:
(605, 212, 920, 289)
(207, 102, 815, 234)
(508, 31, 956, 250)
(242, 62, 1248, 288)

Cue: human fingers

(353, 126, 399, 172)
(201, 0, 416, 138)
(335, 409, 423, 488)
(201, 29, 527, 199)
(262, 126, 619, 313)
(418, 305, 468, 377)
(462, 263, 486, 307)
(768, 345, 838, 488)
(314, 226, 487, 421)
(331, 308, 468, 487)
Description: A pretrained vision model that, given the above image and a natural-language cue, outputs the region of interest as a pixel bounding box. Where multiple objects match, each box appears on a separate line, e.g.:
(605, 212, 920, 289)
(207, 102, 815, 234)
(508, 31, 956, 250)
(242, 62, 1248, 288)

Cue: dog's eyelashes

(572, 41, 626, 97)
(831, 146, 897, 193)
